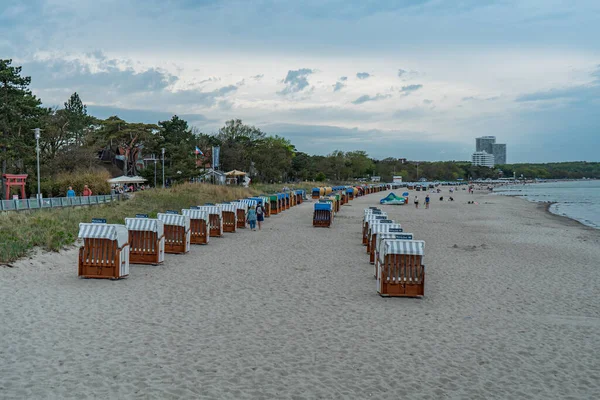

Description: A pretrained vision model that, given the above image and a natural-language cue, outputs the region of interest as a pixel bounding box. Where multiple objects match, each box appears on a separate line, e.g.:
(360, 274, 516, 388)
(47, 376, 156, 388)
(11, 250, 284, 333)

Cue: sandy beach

(1, 188, 599, 399)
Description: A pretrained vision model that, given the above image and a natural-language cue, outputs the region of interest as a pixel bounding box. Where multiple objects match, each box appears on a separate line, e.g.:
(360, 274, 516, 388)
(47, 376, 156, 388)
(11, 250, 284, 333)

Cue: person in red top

(83, 185, 92, 196)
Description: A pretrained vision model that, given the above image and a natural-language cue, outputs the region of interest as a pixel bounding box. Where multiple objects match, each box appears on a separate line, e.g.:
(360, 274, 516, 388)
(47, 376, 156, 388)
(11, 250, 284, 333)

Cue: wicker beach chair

(374, 233, 414, 278)
(157, 213, 191, 254)
(182, 209, 210, 244)
(313, 202, 333, 227)
(368, 222, 402, 258)
(125, 218, 166, 265)
(377, 240, 425, 297)
(231, 201, 248, 228)
(218, 203, 239, 233)
(78, 223, 130, 279)
(363, 213, 389, 245)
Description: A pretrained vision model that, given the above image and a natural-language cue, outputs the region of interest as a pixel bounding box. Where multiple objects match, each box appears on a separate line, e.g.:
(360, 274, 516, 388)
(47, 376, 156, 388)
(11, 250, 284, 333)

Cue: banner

(212, 146, 220, 170)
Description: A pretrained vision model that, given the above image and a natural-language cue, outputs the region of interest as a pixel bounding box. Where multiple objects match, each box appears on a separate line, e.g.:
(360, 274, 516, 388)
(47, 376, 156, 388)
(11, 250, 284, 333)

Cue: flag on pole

(195, 146, 203, 155)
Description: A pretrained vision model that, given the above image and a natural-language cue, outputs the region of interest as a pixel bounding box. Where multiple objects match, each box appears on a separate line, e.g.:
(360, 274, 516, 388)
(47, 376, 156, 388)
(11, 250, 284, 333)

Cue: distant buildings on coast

(472, 136, 507, 167)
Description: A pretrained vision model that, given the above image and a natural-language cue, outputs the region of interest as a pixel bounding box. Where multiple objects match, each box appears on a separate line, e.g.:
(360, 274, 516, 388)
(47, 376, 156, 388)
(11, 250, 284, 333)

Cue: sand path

(1, 189, 599, 399)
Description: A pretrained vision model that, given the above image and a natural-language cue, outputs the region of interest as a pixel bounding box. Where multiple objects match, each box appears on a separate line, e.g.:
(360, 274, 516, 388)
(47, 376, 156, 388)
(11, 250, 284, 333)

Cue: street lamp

(162, 148, 166, 189)
(34, 128, 41, 200)
(416, 162, 419, 181)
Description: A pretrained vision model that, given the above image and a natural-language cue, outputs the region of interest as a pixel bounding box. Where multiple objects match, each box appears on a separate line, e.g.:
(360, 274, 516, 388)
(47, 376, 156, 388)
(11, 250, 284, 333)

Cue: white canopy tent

(107, 175, 147, 184)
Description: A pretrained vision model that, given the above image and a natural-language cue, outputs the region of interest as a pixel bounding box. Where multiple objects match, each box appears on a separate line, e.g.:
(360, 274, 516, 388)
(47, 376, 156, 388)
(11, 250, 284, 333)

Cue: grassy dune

(0, 183, 258, 263)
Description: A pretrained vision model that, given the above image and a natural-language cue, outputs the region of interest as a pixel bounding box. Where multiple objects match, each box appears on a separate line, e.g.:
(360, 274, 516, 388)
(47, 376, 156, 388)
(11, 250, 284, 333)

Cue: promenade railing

(0, 194, 122, 212)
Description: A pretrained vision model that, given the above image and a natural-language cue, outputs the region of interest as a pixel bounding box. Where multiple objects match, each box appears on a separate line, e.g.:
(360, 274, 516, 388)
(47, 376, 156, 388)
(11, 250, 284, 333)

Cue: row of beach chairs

(312, 185, 384, 227)
(363, 207, 426, 297)
(77, 190, 306, 279)
(311, 184, 386, 200)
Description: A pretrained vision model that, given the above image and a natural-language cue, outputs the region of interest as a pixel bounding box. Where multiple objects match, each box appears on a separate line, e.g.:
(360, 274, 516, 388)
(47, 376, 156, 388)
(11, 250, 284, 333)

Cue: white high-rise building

(472, 151, 495, 168)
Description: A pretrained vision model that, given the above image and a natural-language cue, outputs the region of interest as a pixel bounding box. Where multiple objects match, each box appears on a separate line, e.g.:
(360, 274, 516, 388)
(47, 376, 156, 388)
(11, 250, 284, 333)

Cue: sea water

(494, 180, 600, 229)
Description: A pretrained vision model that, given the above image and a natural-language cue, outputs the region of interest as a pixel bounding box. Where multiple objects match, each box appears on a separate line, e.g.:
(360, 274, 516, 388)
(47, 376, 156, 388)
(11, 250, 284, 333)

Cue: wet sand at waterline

(1, 189, 599, 399)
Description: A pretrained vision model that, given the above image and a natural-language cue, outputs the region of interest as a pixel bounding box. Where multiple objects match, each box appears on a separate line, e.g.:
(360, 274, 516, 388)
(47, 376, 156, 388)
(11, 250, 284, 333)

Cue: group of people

(413, 195, 431, 209)
(246, 202, 266, 231)
(66, 185, 92, 198)
(413, 193, 454, 208)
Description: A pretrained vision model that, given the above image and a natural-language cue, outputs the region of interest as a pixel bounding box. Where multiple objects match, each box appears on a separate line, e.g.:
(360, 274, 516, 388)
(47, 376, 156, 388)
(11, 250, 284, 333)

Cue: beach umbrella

(107, 175, 147, 184)
(225, 170, 247, 176)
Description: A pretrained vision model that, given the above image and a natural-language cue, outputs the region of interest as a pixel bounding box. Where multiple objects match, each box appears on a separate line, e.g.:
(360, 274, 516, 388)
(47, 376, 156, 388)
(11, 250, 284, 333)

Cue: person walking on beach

(247, 205, 258, 231)
(256, 201, 265, 230)
(414, 195, 419, 209)
(66, 186, 76, 198)
(82, 185, 92, 197)
(425, 194, 430, 209)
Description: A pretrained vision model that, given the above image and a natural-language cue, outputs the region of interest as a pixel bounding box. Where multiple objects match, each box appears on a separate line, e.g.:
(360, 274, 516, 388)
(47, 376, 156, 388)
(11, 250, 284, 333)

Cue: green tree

(64, 92, 92, 146)
(0, 59, 46, 198)
(156, 115, 198, 183)
(253, 135, 295, 182)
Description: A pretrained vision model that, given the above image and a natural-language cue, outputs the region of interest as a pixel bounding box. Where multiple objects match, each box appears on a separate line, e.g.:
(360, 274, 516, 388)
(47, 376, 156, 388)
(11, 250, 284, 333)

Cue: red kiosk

(2, 174, 28, 199)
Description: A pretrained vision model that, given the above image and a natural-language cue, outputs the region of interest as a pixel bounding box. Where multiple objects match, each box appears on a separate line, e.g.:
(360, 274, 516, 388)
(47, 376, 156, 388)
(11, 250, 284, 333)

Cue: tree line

(1, 59, 599, 198)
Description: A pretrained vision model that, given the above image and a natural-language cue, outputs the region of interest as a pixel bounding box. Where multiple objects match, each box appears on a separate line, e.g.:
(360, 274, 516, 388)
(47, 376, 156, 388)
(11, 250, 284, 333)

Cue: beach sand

(1, 188, 599, 399)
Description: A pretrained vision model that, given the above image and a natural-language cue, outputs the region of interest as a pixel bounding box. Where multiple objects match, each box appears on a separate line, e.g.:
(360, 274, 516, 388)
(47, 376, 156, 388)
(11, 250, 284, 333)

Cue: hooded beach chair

(78, 223, 130, 279)
(157, 213, 191, 254)
(269, 195, 280, 215)
(374, 233, 414, 278)
(182, 209, 210, 244)
(367, 222, 402, 257)
(125, 218, 166, 265)
(313, 202, 333, 227)
(363, 213, 388, 245)
(377, 240, 425, 297)
(217, 203, 239, 233)
(231, 201, 249, 228)
(193, 206, 223, 237)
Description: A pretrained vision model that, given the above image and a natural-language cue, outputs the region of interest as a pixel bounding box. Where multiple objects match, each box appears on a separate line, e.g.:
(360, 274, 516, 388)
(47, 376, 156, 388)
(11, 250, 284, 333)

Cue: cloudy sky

(2, 0, 599, 162)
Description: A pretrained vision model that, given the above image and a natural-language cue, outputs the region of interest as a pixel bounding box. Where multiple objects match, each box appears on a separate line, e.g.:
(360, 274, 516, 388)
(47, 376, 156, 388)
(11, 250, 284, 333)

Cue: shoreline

(493, 193, 599, 231)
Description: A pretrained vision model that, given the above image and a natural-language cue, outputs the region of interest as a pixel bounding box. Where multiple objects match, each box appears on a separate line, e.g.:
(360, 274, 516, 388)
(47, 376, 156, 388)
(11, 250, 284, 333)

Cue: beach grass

(0, 183, 259, 263)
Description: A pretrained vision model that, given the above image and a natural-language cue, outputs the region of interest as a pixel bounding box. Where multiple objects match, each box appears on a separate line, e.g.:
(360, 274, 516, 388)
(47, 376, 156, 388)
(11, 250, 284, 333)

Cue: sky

(1, 0, 599, 162)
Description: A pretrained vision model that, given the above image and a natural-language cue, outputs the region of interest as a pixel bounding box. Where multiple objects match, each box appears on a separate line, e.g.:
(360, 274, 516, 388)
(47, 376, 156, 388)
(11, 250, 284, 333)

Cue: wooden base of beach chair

(129, 231, 165, 265)
(164, 225, 190, 254)
(296, 195, 303, 204)
(270, 201, 279, 215)
(236, 209, 246, 228)
(190, 219, 208, 244)
(378, 254, 425, 297)
(222, 211, 237, 233)
(362, 224, 369, 245)
(313, 211, 332, 227)
(78, 239, 129, 279)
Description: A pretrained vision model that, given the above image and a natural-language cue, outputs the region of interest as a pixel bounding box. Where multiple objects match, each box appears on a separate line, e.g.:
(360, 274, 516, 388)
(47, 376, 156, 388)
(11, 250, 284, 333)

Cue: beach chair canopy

(125, 218, 165, 236)
(231, 201, 249, 211)
(364, 209, 383, 218)
(369, 222, 402, 236)
(363, 214, 389, 227)
(240, 199, 258, 208)
(182, 209, 210, 221)
(78, 223, 128, 247)
(193, 205, 222, 216)
(314, 202, 332, 211)
(383, 240, 425, 256)
(217, 203, 239, 212)
(376, 233, 415, 255)
(157, 213, 191, 230)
